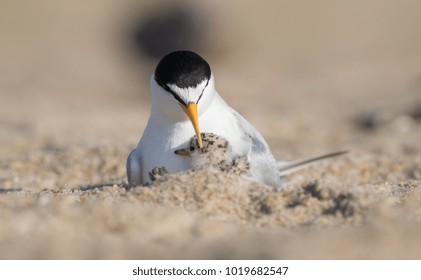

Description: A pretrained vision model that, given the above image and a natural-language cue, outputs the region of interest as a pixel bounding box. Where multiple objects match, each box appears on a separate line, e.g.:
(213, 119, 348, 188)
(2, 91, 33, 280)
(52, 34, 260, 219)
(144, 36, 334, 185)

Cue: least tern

(127, 50, 345, 188)
(127, 50, 283, 187)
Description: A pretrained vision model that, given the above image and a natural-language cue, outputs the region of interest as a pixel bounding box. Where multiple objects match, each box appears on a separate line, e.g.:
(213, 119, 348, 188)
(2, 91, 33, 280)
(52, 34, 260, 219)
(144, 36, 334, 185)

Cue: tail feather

(278, 150, 348, 176)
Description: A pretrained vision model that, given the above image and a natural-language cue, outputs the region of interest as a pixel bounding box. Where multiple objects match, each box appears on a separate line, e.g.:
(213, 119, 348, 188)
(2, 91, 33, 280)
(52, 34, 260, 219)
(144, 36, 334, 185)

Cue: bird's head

(151, 50, 215, 150)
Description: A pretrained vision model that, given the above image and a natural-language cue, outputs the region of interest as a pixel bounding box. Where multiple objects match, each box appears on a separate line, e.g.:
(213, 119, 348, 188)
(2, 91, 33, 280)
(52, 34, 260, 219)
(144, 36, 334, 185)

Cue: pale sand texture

(1, 0, 421, 259)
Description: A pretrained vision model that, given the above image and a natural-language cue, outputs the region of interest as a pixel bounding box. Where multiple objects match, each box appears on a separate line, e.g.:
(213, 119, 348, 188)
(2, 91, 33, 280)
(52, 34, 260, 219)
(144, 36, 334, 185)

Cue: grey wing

(232, 110, 272, 156)
(126, 149, 143, 186)
(232, 110, 283, 188)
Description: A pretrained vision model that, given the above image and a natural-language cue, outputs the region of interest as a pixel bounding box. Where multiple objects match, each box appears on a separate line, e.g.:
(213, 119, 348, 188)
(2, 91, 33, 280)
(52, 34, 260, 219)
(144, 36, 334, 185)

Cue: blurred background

(1, 0, 421, 158)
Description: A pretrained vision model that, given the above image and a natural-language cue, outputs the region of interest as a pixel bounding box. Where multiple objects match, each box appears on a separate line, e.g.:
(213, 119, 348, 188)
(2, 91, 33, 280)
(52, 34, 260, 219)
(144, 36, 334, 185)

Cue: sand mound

(2, 147, 421, 259)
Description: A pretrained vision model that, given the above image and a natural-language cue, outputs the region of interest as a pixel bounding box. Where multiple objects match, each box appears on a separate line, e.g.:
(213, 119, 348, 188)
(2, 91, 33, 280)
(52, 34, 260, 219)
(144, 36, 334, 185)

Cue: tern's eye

(190, 146, 195, 151)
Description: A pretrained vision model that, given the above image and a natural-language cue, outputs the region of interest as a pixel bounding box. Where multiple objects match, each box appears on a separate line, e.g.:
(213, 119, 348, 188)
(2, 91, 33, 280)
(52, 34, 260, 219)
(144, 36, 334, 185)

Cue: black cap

(154, 50, 211, 89)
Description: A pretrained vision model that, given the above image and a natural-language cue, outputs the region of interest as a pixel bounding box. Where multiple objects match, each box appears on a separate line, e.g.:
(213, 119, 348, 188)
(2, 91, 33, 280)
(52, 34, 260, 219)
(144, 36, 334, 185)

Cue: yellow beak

(181, 103, 203, 149)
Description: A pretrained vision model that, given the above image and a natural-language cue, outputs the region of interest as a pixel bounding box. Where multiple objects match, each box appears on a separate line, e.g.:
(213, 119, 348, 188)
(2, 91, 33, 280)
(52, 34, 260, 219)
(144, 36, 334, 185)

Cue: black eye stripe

(164, 85, 187, 107)
(169, 89, 187, 106)
(155, 77, 187, 106)
(196, 79, 209, 105)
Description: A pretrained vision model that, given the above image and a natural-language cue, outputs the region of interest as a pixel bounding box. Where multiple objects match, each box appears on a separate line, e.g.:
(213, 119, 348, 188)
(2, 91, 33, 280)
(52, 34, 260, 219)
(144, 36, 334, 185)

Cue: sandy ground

(1, 0, 421, 259)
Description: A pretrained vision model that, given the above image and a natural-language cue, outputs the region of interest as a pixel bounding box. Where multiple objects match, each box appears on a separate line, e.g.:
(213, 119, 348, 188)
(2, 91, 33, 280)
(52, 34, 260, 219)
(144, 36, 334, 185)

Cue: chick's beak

(181, 103, 203, 149)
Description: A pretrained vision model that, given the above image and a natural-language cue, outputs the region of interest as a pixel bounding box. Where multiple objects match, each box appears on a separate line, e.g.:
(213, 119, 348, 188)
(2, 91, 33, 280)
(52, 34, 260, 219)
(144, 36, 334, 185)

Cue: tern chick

(175, 132, 251, 176)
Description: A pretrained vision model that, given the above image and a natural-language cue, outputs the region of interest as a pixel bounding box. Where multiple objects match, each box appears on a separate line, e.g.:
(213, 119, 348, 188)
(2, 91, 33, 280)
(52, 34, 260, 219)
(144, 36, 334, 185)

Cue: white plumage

(127, 51, 281, 187)
(127, 51, 346, 188)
